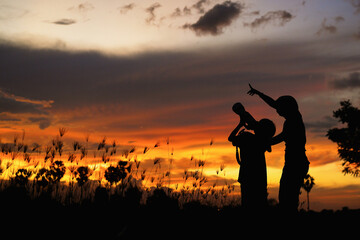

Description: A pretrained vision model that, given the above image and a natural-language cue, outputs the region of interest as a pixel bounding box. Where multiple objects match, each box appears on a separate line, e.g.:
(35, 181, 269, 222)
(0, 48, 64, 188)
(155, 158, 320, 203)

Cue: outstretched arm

(271, 132, 284, 145)
(247, 84, 277, 109)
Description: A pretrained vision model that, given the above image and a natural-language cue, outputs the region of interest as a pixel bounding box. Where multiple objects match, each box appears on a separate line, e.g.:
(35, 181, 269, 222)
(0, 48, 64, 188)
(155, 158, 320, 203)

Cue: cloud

(316, 18, 337, 35)
(329, 72, 360, 89)
(183, 1, 243, 36)
(0, 89, 53, 114)
(1, 37, 360, 139)
(335, 16, 345, 23)
(0, 89, 53, 129)
(305, 116, 338, 133)
(28, 117, 52, 130)
(119, 3, 135, 14)
(68, 2, 94, 13)
(244, 10, 294, 29)
(145, 2, 161, 24)
(192, 0, 210, 14)
(0, 113, 21, 122)
(52, 18, 77, 25)
(171, 6, 192, 18)
(349, 0, 360, 14)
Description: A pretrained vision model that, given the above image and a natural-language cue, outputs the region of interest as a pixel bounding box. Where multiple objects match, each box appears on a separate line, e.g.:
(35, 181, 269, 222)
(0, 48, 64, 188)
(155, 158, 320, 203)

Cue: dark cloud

(28, 117, 52, 130)
(0, 89, 53, 129)
(0, 89, 52, 115)
(329, 72, 360, 89)
(119, 3, 135, 14)
(145, 2, 161, 24)
(305, 116, 338, 133)
(0, 113, 21, 122)
(244, 10, 294, 29)
(1, 38, 360, 133)
(316, 18, 337, 35)
(52, 18, 76, 25)
(183, 1, 243, 36)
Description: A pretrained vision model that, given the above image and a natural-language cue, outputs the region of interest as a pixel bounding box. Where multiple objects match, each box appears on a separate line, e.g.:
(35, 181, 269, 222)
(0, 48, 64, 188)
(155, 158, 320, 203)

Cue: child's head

(275, 95, 299, 118)
(255, 118, 276, 152)
(232, 102, 245, 115)
(255, 119, 276, 139)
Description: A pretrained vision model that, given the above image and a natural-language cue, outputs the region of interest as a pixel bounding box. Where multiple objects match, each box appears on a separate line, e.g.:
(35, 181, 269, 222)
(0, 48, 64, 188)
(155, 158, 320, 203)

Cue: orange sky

(1, 0, 360, 210)
(1, 109, 359, 211)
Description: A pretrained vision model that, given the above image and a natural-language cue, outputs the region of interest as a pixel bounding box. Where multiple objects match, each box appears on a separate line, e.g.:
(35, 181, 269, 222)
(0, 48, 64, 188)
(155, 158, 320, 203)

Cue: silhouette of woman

(228, 102, 276, 211)
(247, 84, 309, 213)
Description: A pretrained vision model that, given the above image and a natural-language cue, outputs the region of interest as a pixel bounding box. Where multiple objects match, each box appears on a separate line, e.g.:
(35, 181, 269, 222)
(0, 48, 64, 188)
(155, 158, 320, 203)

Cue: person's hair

(275, 95, 299, 114)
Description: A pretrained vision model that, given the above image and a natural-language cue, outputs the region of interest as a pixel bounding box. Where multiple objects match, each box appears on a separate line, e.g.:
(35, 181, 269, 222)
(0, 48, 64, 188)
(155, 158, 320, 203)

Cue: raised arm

(242, 111, 257, 130)
(228, 121, 243, 142)
(247, 84, 277, 109)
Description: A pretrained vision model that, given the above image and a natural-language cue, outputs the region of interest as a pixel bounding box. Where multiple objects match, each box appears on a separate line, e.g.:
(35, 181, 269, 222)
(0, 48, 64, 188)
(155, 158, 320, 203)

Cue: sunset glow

(1, 0, 360, 211)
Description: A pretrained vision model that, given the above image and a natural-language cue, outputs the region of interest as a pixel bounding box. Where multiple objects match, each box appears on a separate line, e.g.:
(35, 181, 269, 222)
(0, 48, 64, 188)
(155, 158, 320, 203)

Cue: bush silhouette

(12, 168, 32, 186)
(34, 161, 66, 186)
(75, 166, 92, 187)
(47, 160, 66, 183)
(104, 161, 129, 185)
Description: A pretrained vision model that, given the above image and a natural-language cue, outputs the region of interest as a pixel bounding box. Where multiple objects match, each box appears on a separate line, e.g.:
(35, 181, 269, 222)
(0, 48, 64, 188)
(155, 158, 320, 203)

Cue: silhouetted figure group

(229, 84, 309, 214)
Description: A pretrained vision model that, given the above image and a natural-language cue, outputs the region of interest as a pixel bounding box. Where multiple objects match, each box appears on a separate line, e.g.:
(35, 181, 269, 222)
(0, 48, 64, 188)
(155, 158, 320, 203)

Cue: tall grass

(0, 128, 239, 208)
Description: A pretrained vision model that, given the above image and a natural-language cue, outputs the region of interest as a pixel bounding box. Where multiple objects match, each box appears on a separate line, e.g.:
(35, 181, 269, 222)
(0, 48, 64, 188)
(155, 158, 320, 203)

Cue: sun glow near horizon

(1, 0, 360, 210)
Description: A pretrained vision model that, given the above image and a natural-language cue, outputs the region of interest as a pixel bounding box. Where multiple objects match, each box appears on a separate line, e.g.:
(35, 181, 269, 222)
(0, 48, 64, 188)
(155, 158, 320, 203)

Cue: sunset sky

(1, 0, 360, 210)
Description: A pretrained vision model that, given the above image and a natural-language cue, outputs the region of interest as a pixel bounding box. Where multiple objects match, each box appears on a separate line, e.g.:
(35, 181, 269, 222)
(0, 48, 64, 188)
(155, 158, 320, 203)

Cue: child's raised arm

(247, 84, 277, 110)
(242, 111, 257, 130)
(228, 120, 243, 142)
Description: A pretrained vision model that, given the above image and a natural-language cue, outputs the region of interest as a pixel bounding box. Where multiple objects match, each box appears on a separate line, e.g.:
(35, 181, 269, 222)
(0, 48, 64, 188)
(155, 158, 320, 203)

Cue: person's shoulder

(239, 131, 255, 140)
(240, 131, 254, 137)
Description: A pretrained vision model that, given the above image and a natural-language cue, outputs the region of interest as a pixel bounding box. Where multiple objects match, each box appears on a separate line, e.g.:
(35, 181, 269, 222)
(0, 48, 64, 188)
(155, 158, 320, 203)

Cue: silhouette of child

(248, 84, 310, 213)
(228, 102, 276, 210)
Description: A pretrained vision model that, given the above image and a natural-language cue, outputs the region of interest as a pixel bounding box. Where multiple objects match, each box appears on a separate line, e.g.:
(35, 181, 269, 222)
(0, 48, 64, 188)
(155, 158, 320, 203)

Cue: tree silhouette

(302, 174, 315, 211)
(327, 100, 360, 177)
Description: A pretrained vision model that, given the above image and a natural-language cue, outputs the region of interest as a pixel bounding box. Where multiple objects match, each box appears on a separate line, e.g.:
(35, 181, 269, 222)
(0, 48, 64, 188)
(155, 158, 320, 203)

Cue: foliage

(327, 100, 360, 177)
(47, 160, 66, 183)
(104, 161, 129, 186)
(75, 166, 92, 187)
(33, 161, 66, 186)
(12, 168, 33, 186)
(302, 174, 315, 211)
(302, 174, 315, 193)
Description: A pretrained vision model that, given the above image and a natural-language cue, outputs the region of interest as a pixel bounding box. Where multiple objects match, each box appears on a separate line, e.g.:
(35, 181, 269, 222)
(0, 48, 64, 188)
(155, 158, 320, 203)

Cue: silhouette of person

(228, 102, 276, 211)
(247, 84, 309, 214)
